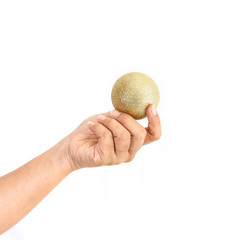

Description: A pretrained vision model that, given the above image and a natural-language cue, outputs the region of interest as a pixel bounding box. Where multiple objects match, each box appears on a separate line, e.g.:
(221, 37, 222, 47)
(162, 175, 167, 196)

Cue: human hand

(64, 105, 161, 170)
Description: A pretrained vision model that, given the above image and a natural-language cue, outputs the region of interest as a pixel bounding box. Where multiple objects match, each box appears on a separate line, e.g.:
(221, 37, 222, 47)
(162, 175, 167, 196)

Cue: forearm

(0, 139, 73, 234)
(0, 107, 161, 234)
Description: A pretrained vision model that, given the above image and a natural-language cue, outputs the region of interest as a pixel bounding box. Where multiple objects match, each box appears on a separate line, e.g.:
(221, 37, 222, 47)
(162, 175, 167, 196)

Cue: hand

(64, 105, 161, 170)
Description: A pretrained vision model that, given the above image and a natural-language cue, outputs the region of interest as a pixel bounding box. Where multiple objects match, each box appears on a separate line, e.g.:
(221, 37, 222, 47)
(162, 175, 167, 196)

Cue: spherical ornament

(111, 72, 160, 119)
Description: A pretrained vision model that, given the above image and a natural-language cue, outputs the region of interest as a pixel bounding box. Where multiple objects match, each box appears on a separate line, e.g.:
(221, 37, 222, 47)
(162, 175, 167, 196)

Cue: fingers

(88, 105, 161, 165)
(144, 105, 161, 145)
(109, 110, 147, 156)
(97, 115, 131, 159)
(87, 121, 115, 162)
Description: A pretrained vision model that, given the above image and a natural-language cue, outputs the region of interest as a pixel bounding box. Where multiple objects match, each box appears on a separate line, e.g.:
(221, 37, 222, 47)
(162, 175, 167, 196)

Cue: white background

(0, 0, 240, 239)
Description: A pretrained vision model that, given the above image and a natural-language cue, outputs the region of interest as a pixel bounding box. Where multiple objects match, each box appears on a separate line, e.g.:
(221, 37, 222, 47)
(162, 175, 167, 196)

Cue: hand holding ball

(111, 72, 160, 119)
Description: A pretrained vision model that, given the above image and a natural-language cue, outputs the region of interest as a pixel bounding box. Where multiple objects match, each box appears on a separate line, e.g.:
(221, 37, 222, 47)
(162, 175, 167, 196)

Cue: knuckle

(108, 156, 120, 166)
(113, 156, 120, 165)
(154, 132, 161, 140)
(102, 131, 112, 140)
(105, 117, 113, 125)
(119, 153, 130, 163)
(118, 131, 130, 141)
(118, 113, 129, 123)
(134, 129, 146, 142)
(125, 155, 134, 163)
(115, 160, 122, 165)
(139, 129, 147, 139)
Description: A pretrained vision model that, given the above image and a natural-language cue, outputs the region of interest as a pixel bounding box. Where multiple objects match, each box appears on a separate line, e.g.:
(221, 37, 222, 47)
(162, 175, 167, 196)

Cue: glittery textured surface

(111, 72, 160, 119)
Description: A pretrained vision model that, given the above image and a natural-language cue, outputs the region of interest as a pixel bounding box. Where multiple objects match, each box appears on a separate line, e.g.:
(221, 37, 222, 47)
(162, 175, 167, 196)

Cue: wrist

(49, 138, 76, 175)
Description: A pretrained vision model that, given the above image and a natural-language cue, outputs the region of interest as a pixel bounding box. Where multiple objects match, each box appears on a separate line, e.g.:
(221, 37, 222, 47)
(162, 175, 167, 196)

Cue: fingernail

(151, 106, 157, 116)
(87, 121, 95, 126)
(98, 115, 107, 121)
(110, 110, 121, 118)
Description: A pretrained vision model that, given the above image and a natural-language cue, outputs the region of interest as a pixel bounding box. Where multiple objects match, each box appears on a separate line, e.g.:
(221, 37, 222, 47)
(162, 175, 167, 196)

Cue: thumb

(144, 105, 162, 145)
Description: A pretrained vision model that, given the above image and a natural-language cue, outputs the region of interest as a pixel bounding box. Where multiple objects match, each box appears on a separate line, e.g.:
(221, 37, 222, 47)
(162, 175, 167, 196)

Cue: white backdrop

(0, 0, 240, 239)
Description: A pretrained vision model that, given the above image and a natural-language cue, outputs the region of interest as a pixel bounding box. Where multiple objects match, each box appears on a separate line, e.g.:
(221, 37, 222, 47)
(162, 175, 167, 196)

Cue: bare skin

(0, 106, 161, 234)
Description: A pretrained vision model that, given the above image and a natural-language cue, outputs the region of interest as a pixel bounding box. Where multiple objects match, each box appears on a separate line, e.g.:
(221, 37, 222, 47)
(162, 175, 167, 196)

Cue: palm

(69, 115, 105, 168)
(67, 107, 161, 170)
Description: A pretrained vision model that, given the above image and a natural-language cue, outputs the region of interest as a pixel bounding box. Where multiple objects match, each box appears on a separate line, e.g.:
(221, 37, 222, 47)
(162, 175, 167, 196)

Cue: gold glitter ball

(111, 72, 160, 119)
